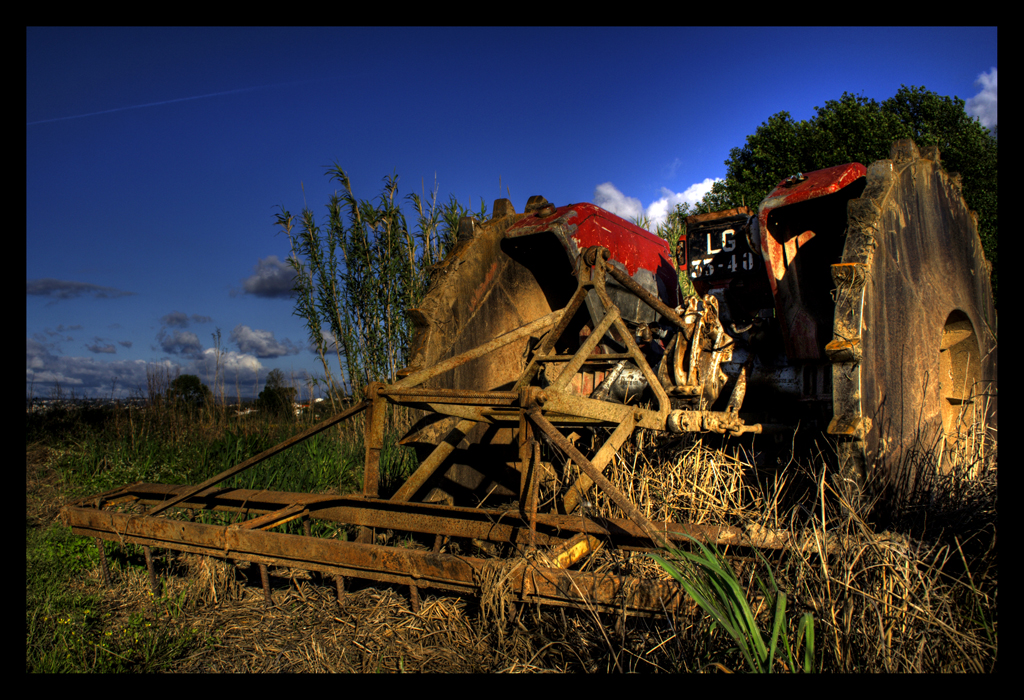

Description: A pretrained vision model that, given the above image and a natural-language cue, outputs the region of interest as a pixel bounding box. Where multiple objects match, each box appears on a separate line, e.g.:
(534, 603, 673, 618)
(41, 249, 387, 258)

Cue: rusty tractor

(61, 139, 996, 616)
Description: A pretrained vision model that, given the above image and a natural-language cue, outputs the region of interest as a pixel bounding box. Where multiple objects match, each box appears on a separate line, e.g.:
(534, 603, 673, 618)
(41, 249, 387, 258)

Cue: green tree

(257, 368, 298, 416)
(701, 86, 997, 301)
(167, 374, 211, 408)
(653, 201, 696, 299)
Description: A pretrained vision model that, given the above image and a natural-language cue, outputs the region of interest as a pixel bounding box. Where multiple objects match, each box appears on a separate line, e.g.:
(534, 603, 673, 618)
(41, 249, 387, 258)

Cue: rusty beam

(602, 255, 691, 331)
(392, 309, 562, 391)
(562, 412, 636, 514)
(60, 505, 692, 615)
(389, 418, 476, 502)
(66, 483, 779, 551)
(146, 398, 370, 516)
(526, 408, 672, 550)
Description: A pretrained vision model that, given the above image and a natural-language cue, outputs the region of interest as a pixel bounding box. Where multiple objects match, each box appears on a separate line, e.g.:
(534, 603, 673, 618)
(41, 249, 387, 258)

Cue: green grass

(651, 537, 815, 673)
(26, 399, 418, 672)
(26, 522, 202, 672)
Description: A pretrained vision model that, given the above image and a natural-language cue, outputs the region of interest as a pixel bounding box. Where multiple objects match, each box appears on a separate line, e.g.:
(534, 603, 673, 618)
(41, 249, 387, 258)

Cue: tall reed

(277, 167, 482, 425)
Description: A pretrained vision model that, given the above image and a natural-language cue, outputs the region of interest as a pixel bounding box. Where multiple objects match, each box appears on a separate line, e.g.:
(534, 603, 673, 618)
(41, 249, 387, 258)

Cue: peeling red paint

(506, 202, 678, 306)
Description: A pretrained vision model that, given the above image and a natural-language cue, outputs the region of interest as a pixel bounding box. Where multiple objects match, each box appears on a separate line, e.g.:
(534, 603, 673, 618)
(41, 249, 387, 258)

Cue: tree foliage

(257, 368, 297, 416)
(700, 86, 997, 301)
(167, 374, 211, 408)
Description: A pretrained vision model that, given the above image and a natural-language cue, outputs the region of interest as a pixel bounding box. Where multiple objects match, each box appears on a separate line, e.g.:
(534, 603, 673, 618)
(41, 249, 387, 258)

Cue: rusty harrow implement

(60, 246, 783, 616)
(60, 140, 996, 616)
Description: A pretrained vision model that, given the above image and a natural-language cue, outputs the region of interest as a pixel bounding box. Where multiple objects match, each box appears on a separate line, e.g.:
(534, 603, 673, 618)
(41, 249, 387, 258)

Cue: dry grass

(30, 394, 995, 672)
(72, 548, 691, 673)
(584, 403, 998, 672)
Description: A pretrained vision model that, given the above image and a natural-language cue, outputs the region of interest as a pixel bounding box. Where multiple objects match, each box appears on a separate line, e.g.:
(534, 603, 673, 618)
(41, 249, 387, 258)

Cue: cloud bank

(27, 278, 135, 301)
(593, 177, 722, 230)
(242, 256, 296, 298)
(966, 67, 997, 130)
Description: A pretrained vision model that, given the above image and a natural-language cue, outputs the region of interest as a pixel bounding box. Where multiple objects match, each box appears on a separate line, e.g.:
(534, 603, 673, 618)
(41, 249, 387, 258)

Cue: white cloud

(966, 67, 997, 130)
(201, 347, 262, 374)
(594, 177, 722, 230)
(231, 324, 301, 358)
(593, 182, 645, 221)
(645, 178, 722, 229)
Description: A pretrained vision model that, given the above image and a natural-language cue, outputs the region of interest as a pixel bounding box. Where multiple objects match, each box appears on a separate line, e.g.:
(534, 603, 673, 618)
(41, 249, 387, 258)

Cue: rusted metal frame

(391, 309, 563, 391)
(532, 390, 663, 430)
(67, 499, 765, 558)
(383, 262, 621, 508)
(534, 352, 637, 363)
(525, 408, 672, 551)
(512, 271, 596, 392)
(380, 309, 563, 505)
(549, 303, 621, 393)
(602, 257, 691, 331)
(389, 401, 512, 425)
(526, 439, 542, 547)
(67, 481, 145, 509)
(80, 482, 785, 551)
(378, 387, 518, 404)
(589, 252, 671, 421)
(389, 418, 477, 503)
(63, 505, 692, 615)
(229, 502, 308, 532)
(518, 410, 533, 512)
(363, 384, 385, 498)
(145, 398, 371, 517)
(562, 412, 637, 514)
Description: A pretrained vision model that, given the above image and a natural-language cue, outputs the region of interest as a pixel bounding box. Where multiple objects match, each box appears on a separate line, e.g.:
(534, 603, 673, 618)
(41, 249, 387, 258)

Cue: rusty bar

(550, 304, 621, 393)
(390, 418, 476, 502)
(259, 562, 272, 605)
(591, 260, 671, 417)
(143, 545, 160, 598)
(379, 387, 518, 404)
(363, 386, 384, 498)
(230, 503, 308, 531)
(392, 309, 562, 391)
(67, 480, 143, 509)
(146, 399, 370, 516)
(527, 439, 541, 548)
(563, 412, 636, 514)
(86, 483, 773, 550)
(95, 537, 111, 586)
(534, 352, 636, 363)
(512, 276, 594, 391)
(603, 258, 690, 331)
(527, 408, 672, 550)
(62, 506, 691, 615)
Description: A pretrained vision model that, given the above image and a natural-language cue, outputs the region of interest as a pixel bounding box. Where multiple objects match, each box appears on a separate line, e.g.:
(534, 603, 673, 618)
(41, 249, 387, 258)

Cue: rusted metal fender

(506, 199, 681, 326)
(399, 197, 681, 501)
(404, 197, 680, 397)
(827, 140, 997, 498)
(758, 162, 868, 360)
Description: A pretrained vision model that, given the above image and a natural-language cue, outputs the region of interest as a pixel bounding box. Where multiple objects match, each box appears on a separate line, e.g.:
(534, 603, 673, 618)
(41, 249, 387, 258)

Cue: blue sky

(26, 27, 997, 401)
